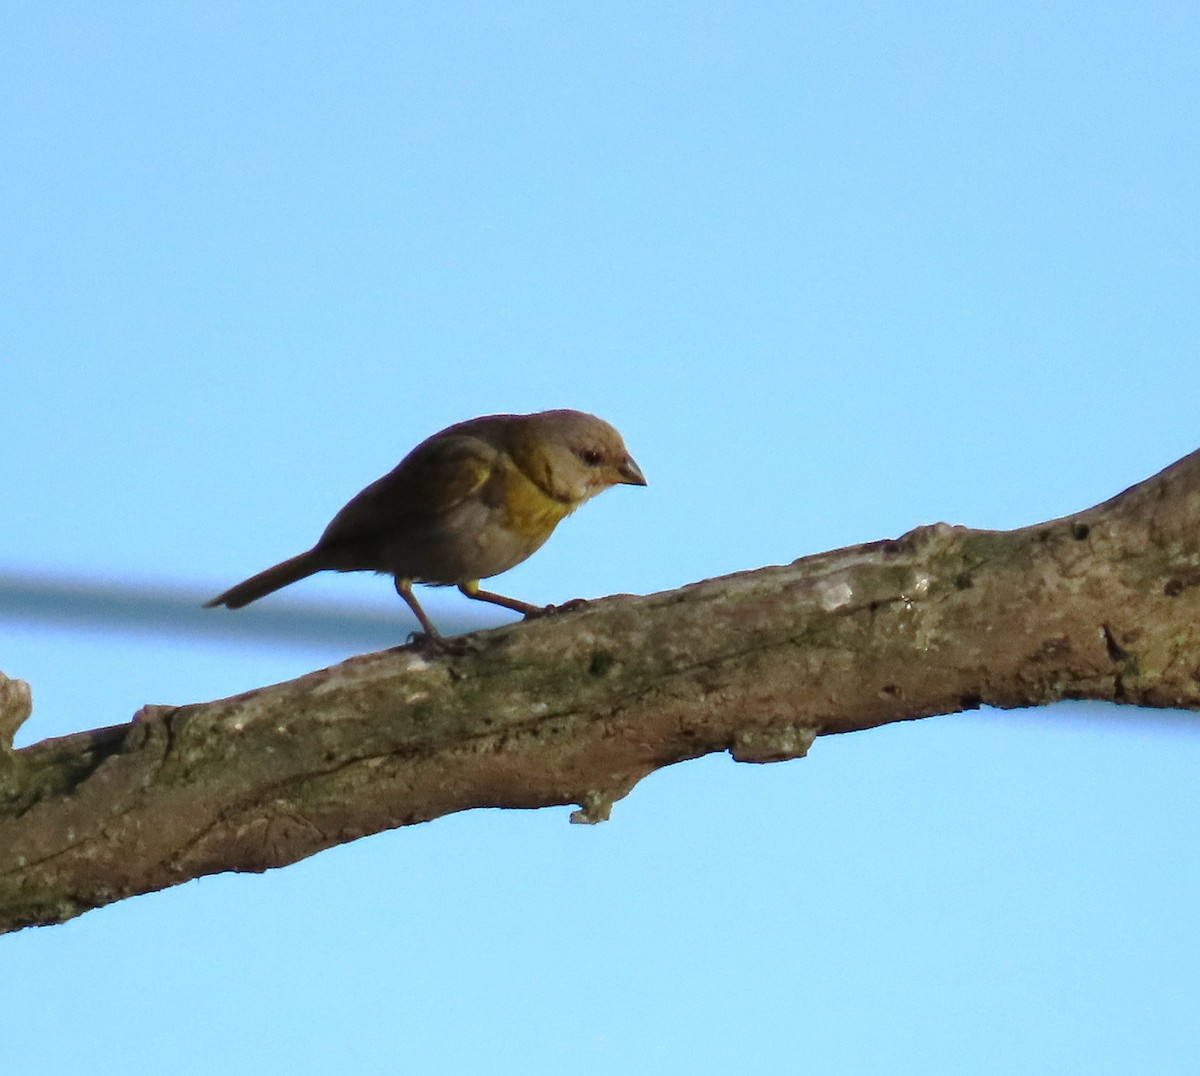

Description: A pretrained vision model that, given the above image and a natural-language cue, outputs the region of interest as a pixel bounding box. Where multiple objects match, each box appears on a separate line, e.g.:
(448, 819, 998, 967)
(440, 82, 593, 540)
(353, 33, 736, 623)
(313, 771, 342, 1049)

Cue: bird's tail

(204, 550, 323, 609)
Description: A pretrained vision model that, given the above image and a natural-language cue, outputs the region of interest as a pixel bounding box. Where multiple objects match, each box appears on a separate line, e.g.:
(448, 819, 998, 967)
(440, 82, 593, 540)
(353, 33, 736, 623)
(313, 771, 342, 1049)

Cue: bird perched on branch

(205, 409, 646, 637)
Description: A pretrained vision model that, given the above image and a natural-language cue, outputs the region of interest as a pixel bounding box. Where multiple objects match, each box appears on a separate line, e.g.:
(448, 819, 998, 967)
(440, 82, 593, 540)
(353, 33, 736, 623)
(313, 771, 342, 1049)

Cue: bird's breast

(498, 471, 575, 543)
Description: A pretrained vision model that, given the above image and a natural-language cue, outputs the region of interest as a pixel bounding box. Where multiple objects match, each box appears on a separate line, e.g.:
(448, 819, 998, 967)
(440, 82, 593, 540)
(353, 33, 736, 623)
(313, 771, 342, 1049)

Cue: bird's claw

(407, 629, 448, 653)
(524, 597, 590, 620)
(408, 630, 487, 658)
(554, 598, 590, 614)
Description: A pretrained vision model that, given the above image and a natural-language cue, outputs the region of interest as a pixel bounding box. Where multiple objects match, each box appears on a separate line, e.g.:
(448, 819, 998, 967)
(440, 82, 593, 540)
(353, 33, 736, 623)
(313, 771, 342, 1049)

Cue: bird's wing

(316, 432, 500, 549)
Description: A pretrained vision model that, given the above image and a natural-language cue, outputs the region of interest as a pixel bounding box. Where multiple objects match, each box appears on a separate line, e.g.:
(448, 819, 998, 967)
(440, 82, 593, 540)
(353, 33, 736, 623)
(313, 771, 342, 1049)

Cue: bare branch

(4, 448, 1200, 933)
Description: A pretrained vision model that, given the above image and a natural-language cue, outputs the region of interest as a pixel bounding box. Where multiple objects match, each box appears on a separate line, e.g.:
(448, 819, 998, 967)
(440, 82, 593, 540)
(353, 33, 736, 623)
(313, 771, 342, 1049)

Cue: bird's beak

(616, 456, 647, 486)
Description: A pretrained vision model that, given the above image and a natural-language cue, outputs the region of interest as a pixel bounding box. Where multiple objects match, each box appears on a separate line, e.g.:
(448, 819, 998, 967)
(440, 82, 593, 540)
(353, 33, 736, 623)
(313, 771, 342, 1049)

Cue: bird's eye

(576, 448, 604, 466)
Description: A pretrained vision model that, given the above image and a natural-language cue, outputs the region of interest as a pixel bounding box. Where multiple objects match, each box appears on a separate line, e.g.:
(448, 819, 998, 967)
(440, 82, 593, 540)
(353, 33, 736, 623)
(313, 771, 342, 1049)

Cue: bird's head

(510, 410, 646, 506)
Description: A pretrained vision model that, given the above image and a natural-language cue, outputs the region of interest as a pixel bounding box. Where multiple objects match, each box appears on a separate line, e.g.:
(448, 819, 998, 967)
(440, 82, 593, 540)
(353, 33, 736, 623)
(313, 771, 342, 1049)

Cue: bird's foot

(408, 630, 488, 658)
(406, 629, 447, 653)
(524, 597, 590, 620)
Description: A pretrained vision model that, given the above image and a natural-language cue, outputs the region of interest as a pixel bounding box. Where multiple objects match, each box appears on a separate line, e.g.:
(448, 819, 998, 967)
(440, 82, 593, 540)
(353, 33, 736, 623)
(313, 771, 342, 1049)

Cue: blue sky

(4, 3, 1200, 1072)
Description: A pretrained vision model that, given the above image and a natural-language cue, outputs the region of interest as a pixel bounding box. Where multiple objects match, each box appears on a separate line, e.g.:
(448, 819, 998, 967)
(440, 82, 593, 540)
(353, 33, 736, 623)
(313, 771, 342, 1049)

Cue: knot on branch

(730, 723, 817, 764)
(0, 672, 33, 754)
(569, 772, 645, 825)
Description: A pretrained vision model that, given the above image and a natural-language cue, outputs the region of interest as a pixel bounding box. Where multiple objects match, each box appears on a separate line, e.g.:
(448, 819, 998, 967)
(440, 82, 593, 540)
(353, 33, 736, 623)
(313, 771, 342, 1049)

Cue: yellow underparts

(500, 466, 577, 546)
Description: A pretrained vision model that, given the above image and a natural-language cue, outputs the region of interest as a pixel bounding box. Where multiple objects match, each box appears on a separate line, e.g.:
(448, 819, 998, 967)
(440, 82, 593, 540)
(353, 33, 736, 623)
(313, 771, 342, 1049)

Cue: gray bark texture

(4, 448, 1200, 934)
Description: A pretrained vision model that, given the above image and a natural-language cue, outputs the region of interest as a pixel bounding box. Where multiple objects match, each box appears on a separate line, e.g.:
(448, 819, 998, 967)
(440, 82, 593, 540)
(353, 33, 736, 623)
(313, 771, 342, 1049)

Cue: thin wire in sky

(0, 569, 489, 650)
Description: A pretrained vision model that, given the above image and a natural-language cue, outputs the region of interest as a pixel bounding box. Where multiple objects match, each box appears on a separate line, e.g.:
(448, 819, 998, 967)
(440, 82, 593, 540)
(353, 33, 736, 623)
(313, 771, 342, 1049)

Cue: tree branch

(5, 448, 1200, 933)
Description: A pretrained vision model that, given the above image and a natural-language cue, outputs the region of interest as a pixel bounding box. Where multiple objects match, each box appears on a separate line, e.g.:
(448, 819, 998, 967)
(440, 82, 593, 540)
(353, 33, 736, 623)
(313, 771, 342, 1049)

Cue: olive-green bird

(205, 409, 646, 636)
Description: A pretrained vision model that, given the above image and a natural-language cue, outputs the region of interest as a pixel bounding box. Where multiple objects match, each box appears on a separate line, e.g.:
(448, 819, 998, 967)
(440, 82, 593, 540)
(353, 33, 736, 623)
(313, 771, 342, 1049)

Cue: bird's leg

(458, 580, 589, 620)
(457, 579, 547, 618)
(395, 577, 441, 638)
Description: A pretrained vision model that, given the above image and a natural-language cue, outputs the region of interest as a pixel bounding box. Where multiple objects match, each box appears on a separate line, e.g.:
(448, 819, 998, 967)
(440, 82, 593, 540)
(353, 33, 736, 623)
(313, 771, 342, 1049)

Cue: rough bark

(4, 448, 1200, 934)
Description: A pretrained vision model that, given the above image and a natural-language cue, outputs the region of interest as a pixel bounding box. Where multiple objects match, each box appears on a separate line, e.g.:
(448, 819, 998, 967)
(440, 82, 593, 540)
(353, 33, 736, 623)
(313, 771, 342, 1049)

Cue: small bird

(205, 409, 646, 636)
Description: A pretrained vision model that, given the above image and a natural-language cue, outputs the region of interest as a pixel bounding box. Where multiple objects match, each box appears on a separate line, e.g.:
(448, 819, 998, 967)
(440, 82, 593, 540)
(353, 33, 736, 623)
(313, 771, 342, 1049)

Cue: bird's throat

(499, 465, 577, 542)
